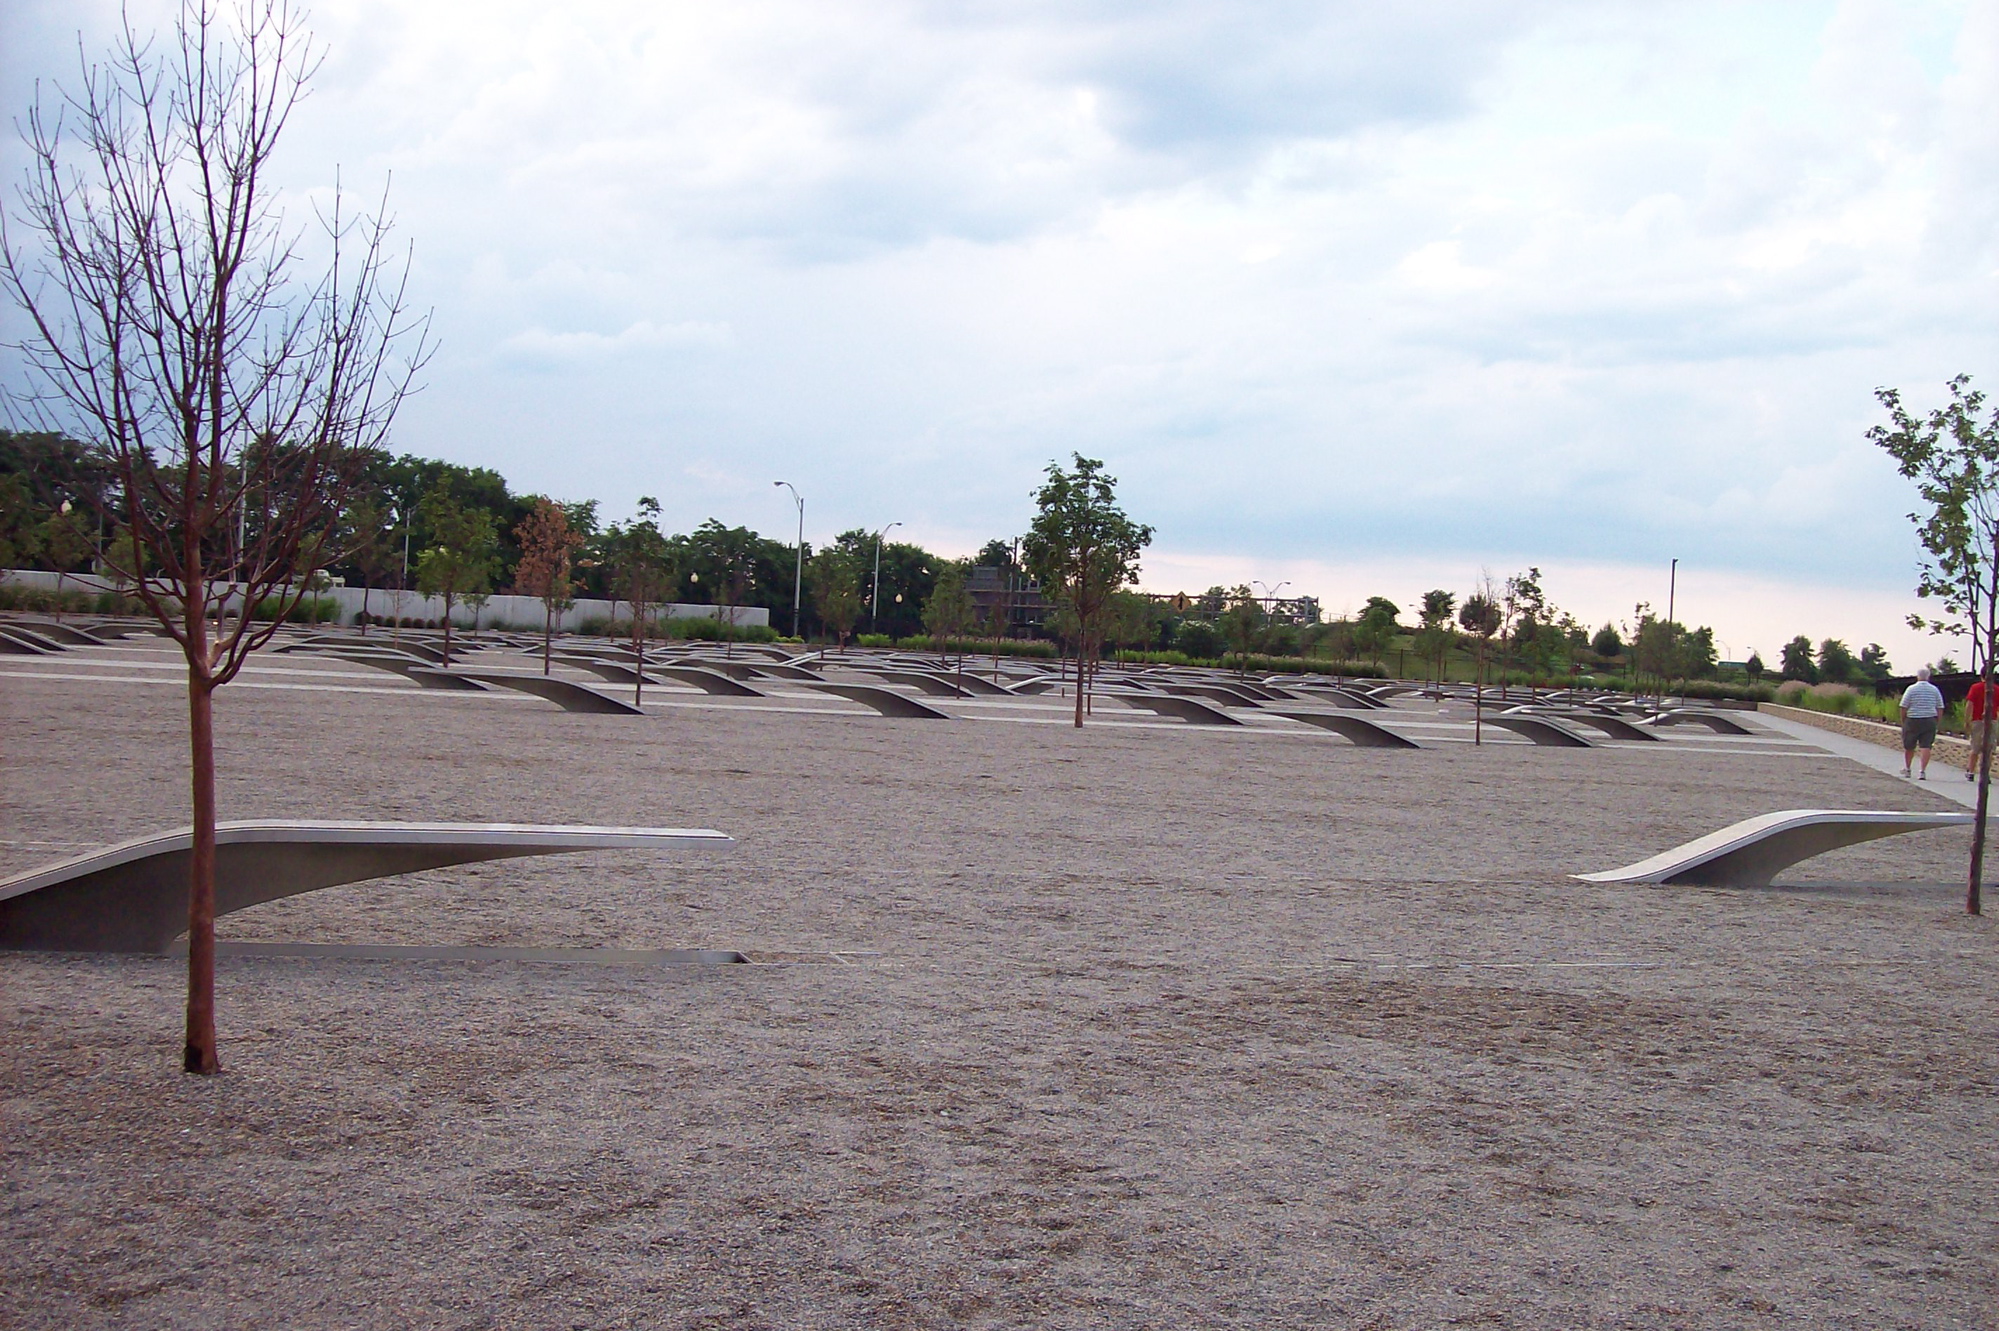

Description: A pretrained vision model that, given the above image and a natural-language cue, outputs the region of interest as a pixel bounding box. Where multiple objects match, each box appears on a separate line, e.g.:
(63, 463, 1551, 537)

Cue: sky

(4, 0, 1996, 667)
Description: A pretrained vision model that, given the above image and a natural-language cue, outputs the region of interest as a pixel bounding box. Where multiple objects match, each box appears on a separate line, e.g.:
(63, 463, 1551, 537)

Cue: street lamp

(773, 480, 804, 638)
(1252, 579, 1290, 612)
(871, 521, 902, 631)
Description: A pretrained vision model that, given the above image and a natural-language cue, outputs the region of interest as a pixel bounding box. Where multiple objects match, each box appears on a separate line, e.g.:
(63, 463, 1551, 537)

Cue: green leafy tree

(922, 562, 977, 672)
(1458, 588, 1501, 743)
(1778, 635, 1818, 683)
(1871, 372, 1999, 913)
(1857, 644, 1892, 681)
(415, 492, 499, 663)
(1415, 590, 1456, 686)
(1591, 623, 1623, 659)
(1817, 638, 1857, 684)
(810, 547, 864, 649)
(1352, 596, 1400, 668)
(601, 497, 676, 699)
(1022, 455, 1153, 728)
(1744, 652, 1765, 680)
(1218, 585, 1266, 674)
(339, 492, 396, 631)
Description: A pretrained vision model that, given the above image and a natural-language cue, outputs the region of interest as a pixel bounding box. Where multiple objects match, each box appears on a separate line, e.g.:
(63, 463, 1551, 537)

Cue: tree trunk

(543, 600, 554, 675)
(1972, 604, 1994, 914)
(360, 581, 371, 634)
(632, 604, 645, 707)
(1073, 631, 1086, 728)
(441, 591, 455, 664)
(183, 611, 221, 1075)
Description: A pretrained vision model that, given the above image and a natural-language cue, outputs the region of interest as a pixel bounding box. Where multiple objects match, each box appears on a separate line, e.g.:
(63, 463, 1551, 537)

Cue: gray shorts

(1903, 716, 1938, 751)
(1970, 719, 1997, 754)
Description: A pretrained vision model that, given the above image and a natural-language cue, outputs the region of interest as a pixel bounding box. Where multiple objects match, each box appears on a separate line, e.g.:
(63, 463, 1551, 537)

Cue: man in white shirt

(1899, 666, 1946, 780)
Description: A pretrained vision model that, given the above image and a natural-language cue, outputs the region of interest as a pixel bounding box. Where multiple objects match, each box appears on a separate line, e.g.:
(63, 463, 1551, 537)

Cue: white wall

(1, 569, 770, 630)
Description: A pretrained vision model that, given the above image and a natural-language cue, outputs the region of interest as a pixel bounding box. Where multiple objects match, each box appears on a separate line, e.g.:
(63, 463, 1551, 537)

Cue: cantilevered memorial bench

(1574, 809, 1975, 889)
(414, 669, 645, 714)
(1541, 711, 1660, 742)
(0, 820, 734, 953)
(1480, 715, 1596, 747)
(1270, 710, 1420, 747)
(1159, 683, 1265, 707)
(803, 681, 951, 719)
(1113, 693, 1241, 726)
(324, 650, 490, 690)
(0, 624, 69, 653)
(854, 668, 975, 698)
(547, 654, 648, 684)
(1648, 710, 1756, 735)
(15, 619, 102, 646)
(648, 664, 766, 697)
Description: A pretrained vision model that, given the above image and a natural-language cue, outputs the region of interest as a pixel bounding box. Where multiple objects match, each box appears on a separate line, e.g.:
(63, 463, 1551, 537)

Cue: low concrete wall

(1759, 701, 1970, 766)
(1, 568, 769, 631)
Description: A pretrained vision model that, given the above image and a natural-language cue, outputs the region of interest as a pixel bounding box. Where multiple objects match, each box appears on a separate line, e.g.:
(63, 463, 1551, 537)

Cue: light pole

(1252, 580, 1290, 614)
(774, 481, 804, 638)
(871, 521, 902, 632)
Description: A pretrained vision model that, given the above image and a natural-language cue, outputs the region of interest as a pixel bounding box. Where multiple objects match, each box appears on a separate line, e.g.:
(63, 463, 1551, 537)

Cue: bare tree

(2, 0, 429, 1072)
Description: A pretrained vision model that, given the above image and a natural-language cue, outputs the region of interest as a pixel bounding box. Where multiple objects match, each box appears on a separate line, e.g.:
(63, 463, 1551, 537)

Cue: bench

(0, 820, 733, 953)
(803, 681, 951, 718)
(1270, 710, 1420, 748)
(417, 669, 645, 714)
(1574, 809, 1975, 888)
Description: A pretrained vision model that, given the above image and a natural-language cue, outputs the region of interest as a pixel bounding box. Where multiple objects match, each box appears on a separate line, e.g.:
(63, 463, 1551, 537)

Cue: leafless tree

(2, 0, 430, 1073)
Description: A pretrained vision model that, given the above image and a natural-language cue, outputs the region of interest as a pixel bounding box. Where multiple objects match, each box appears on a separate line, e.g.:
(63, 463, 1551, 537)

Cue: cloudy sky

(5, 0, 1996, 666)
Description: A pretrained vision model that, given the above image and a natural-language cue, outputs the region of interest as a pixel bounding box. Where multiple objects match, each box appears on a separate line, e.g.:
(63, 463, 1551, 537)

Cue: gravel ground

(3, 643, 1996, 1329)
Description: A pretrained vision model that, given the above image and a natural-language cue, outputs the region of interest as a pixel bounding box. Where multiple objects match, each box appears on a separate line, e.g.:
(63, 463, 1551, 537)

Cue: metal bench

(803, 681, 951, 718)
(1481, 715, 1595, 747)
(1270, 711, 1420, 747)
(0, 820, 733, 953)
(1113, 694, 1241, 726)
(416, 669, 645, 714)
(1575, 809, 1975, 888)
(648, 664, 766, 697)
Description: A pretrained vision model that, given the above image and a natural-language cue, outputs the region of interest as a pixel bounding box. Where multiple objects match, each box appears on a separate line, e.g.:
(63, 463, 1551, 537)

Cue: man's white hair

(1918, 665, 1933, 680)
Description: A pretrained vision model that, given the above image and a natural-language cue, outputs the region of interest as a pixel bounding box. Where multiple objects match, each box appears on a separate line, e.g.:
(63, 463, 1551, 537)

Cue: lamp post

(1252, 580, 1290, 615)
(871, 521, 902, 632)
(773, 481, 804, 638)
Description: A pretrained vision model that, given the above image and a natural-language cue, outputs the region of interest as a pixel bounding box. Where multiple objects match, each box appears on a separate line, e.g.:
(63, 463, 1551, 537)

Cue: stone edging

(1758, 702, 1970, 766)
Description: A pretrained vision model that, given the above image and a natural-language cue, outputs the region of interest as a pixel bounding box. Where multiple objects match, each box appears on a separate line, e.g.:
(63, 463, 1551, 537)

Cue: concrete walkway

(1754, 710, 1987, 810)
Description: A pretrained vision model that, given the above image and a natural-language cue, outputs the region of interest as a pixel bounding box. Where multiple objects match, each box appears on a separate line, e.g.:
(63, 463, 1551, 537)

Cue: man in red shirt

(1966, 676, 1992, 782)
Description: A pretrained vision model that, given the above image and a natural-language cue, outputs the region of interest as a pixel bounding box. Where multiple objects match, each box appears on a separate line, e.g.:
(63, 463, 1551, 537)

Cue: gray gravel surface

(3, 646, 1996, 1329)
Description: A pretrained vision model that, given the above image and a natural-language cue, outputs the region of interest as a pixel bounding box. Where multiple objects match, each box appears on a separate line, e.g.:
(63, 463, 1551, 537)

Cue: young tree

(1857, 643, 1892, 681)
(1871, 373, 1999, 914)
(1218, 585, 1266, 676)
(1022, 455, 1153, 728)
(1744, 651, 1766, 680)
(339, 492, 396, 632)
(921, 562, 977, 677)
(809, 547, 863, 650)
(1500, 568, 1546, 697)
(1352, 596, 1401, 670)
(1458, 588, 1501, 744)
(415, 492, 497, 664)
(1415, 589, 1457, 688)
(514, 498, 584, 675)
(603, 497, 674, 698)
(1, 1, 427, 1071)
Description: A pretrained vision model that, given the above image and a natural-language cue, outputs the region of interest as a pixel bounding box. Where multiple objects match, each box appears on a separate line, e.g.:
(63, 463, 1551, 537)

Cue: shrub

(1774, 680, 1809, 704)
